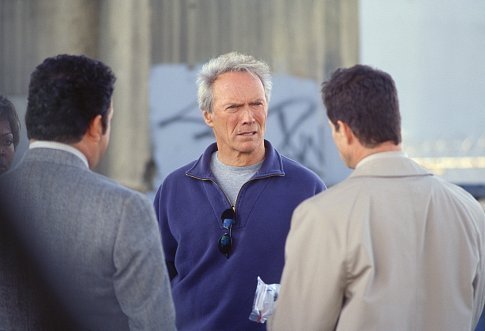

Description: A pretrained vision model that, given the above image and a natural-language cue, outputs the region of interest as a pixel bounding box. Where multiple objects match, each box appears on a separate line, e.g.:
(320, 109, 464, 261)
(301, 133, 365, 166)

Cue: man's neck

(216, 147, 265, 167)
(351, 142, 401, 168)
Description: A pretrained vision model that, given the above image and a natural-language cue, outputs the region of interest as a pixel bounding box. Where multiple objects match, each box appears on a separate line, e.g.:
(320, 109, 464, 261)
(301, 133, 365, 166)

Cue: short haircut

(26, 54, 116, 143)
(197, 52, 272, 112)
(0, 95, 21, 148)
(321, 64, 401, 147)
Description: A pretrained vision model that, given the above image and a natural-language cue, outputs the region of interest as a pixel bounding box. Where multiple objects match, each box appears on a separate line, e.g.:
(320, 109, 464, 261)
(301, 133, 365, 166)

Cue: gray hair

(197, 52, 272, 112)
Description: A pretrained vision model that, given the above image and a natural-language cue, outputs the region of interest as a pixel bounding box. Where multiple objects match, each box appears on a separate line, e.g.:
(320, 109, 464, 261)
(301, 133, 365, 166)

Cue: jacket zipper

(186, 173, 284, 220)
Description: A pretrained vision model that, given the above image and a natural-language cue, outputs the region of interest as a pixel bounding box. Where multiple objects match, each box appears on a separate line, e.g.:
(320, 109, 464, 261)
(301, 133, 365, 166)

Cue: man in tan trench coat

(269, 64, 485, 331)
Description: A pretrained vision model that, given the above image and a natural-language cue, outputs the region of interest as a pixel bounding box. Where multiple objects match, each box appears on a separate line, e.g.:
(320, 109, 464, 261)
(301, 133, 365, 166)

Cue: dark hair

(26, 54, 116, 143)
(0, 95, 21, 148)
(321, 64, 401, 147)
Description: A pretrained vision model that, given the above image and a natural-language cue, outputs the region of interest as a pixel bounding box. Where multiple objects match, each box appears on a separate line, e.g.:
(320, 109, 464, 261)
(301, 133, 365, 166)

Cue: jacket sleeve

(153, 183, 178, 280)
(113, 194, 176, 331)
(268, 199, 345, 331)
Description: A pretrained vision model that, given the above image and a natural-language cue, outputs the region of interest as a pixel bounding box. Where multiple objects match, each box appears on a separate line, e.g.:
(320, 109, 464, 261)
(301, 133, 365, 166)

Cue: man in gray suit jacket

(0, 54, 176, 330)
(270, 65, 485, 331)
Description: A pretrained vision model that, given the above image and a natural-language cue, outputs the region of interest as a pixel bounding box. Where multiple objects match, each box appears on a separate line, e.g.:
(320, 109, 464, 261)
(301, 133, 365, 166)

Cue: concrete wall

(150, 0, 359, 82)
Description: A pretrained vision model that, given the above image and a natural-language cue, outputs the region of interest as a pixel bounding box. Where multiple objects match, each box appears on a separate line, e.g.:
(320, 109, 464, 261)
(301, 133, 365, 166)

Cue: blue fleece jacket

(154, 140, 325, 331)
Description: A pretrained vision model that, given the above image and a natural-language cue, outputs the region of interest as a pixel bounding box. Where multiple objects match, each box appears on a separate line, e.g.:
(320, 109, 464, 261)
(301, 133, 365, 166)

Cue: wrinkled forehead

(213, 71, 266, 98)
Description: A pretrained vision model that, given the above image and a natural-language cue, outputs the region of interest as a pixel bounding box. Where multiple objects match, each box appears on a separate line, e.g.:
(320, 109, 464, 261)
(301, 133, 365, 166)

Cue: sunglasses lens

(219, 208, 235, 257)
(221, 208, 235, 221)
(222, 218, 234, 229)
(218, 233, 232, 256)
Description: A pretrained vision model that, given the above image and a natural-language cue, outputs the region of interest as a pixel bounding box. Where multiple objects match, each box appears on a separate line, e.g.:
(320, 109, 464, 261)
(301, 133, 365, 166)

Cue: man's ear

(338, 120, 354, 144)
(86, 115, 104, 143)
(203, 110, 214, 128)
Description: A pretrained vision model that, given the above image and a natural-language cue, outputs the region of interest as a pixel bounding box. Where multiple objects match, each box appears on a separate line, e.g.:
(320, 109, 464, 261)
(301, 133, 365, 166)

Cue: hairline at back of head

(321, 64, 402, 147)
(25, 54, 116, 144)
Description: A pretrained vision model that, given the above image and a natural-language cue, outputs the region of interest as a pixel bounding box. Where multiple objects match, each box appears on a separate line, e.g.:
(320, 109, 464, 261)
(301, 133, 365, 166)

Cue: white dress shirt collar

(29, 140, 89, 168)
